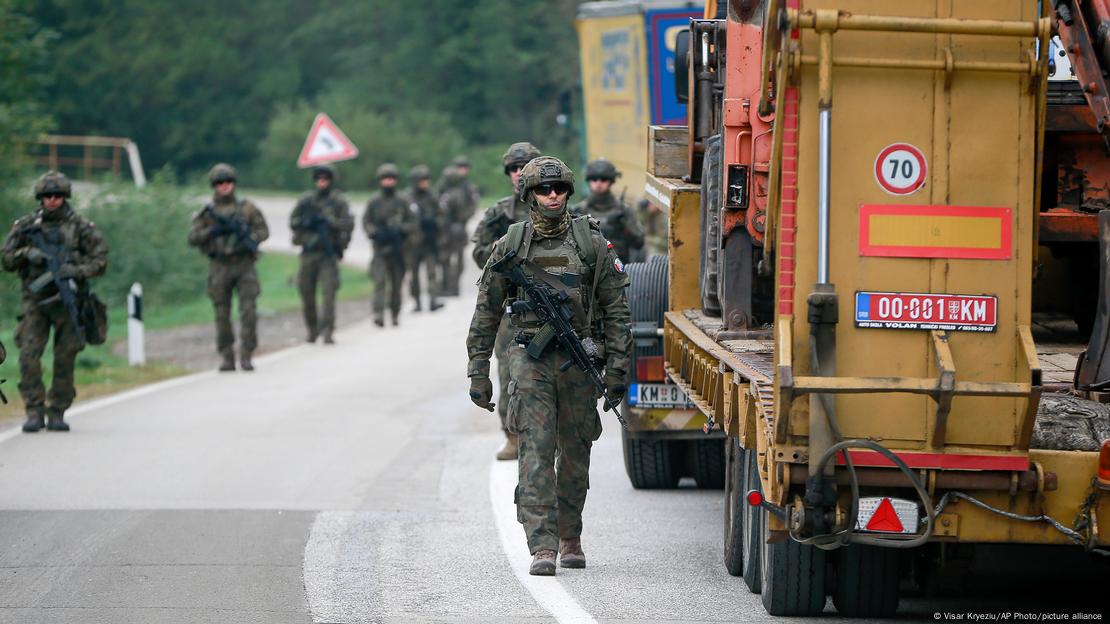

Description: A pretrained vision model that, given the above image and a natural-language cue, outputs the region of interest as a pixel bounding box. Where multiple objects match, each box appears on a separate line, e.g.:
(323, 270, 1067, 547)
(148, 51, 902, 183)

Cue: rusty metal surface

(787, 464, 1056, 492)
(1039, 207, 1101, 242)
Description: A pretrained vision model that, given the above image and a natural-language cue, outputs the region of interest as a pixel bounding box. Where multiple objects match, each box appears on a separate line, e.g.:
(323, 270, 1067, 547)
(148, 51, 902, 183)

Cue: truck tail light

(1098, 439, 1110, 490)
(855, 497, 920, 534)
(636, 356, 666, 382)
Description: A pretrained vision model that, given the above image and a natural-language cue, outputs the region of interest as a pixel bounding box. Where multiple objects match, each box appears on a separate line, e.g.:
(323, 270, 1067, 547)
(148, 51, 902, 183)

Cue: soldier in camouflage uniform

(467, 157, 632, 575)
(405, 164, 444, 313)
(571, 158, 645, 262)
(438, 160, 479, 296)
(291, 164, 354, 344)
(471, 141, 542, 460)
(2, 171, 108, 432)
(187, 164, 270, 372)
(363, 163, 415, 327)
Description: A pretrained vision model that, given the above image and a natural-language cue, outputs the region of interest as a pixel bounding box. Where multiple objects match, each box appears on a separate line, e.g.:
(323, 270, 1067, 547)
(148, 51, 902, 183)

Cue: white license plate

(855, 291, 998, 332)
(630, 383, 691, 408)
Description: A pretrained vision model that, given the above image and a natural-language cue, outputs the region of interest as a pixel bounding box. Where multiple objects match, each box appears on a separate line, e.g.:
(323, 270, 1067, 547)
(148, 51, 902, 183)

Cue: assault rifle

(490, 250, 627, 428)
(204, 205, 259, 255)
(295, 212, 338, 258)
(27, 228, 86, 350)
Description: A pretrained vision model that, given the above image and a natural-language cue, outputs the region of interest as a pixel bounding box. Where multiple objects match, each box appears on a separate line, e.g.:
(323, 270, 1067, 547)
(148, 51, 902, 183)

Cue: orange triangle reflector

(865, 498, 904, 532)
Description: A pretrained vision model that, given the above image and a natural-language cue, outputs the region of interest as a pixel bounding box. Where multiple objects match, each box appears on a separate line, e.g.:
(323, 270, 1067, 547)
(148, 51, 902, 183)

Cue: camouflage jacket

(362, 191, 415, 254)
(406, 186, 443, 250)
(439, 181, 478, 248)
(570, 191, 644, 260)
(1, 204, 109, 300)
(188, 194, 270, 260)
(470, 194, 530, 269)
(290, 188, 354, 257)
(466, 217, 631, 381)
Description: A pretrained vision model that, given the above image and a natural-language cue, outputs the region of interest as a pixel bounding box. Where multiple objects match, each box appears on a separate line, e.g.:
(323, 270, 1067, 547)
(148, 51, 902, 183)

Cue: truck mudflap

(1077, 210, 1110, 390)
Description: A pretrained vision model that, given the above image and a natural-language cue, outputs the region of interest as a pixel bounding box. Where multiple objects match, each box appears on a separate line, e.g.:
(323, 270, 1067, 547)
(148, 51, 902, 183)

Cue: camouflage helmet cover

(312, 164, 338, 180)
(452, 155, 470, 168)
(376, 163, 400, 180)
(409, 164, 432, 181)
(208, 163, 237, 185)
(585, 157, 620, 181)
(502, 142, 542, 169)
(33, 170, 72, 198)
(516, 156, 575, 202)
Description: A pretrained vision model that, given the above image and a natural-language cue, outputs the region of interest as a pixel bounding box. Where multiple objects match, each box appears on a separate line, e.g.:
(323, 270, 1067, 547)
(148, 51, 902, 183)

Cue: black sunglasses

(40, 193, 66, 200)
(533, 182, 572, 196)
(505, 164, 523, 175)
(586, 177, 613, 183)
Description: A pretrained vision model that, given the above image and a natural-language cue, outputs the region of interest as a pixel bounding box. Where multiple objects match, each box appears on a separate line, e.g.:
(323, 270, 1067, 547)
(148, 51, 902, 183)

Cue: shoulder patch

(613, 257, 625, 273)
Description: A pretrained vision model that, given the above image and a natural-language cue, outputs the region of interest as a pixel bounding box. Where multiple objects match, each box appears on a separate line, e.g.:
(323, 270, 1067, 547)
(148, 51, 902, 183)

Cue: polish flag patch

(614, 257, 625, 273)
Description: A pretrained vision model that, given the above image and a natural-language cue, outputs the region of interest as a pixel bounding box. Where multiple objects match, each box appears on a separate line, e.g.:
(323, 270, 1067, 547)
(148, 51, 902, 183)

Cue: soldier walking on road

(571, 158, 645, 263)
(2, 171, 108, 432)
(467, 157, 632, 575)
(406, 164, 444, 313)
(188, 164, 270, 372)
(438, 160, 478, 296)
(291, 164, 354, 344)
(363, 163, 414, 327)
(471, 141, 541, 460)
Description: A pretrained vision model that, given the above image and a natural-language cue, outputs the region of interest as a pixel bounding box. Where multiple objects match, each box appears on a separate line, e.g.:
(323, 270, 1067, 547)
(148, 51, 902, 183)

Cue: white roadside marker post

(128, 282, 145, 366)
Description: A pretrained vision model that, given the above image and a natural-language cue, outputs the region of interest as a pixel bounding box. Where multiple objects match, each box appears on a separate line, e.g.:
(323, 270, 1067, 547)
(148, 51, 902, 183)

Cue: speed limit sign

(874, 143, 927, 195)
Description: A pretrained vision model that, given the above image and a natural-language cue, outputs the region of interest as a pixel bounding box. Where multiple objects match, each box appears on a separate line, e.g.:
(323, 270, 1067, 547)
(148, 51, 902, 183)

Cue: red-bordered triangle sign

(297, 113, 359, 168)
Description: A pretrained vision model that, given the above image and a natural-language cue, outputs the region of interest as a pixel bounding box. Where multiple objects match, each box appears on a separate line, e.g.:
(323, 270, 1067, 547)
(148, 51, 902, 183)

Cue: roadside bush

(250, 90, 467, 192)
(83, 174, 207, 311)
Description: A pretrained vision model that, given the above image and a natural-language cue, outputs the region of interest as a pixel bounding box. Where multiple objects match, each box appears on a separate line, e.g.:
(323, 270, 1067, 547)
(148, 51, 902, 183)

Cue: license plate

(855, 291, 997, 332)
(629, 383, 692, 408)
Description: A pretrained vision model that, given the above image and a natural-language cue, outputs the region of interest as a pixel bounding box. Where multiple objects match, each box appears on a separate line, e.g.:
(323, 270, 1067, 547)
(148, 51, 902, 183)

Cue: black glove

(24, 247, 49, 265)
(604, 373, 627, 405)
(469, 376, 495, 412)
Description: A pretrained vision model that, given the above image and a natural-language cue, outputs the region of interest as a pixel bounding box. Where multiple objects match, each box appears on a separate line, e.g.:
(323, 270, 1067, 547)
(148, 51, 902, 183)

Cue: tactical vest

(204, 199, 250, 258)
(500, 216, 605, 336)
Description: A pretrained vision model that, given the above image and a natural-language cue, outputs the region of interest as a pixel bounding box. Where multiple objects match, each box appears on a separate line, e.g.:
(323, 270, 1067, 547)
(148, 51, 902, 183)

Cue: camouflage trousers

(440, 245, 465, 295)
(370, 249, 405, 320)
(298, 252, 340, 339)
(408, 245, 440, 305)
(15, 299, 85, 413)
(207, 255, 260, 357)
(493, 317, 515, 432)
(507, 344, 603, 554)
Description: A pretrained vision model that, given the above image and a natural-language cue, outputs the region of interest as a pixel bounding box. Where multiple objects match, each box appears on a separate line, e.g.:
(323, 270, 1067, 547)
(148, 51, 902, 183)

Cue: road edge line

(488, 460, 599, 624)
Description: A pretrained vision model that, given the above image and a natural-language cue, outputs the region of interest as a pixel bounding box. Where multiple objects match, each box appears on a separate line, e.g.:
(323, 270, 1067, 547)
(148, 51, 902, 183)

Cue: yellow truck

(640, 0, 1110, 616)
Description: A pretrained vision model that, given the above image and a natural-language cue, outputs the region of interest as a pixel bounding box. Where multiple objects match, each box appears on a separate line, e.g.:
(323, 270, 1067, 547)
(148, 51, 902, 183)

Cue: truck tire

(741, 449, 762, 593)
(622, 430, 682, 489)
(832, 545, 900, 617)
(690, 438, 725, 489)
(760, 507, 827, 615)
(723, 439, 745, 575)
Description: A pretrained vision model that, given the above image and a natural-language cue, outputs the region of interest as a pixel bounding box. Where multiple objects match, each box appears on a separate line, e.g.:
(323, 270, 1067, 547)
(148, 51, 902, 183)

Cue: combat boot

(46, 407, 70, 432)
(218, 352, 236, 372)
(429, 300, 444, 312)
(322, 333, 335, 345)
(391, 311, 400, 327)
(21, 408, 44, 433)
(240, 351, 255, 372)
(306, 330, 318, 343)
(412, 301, 422, 313)
(529, 549, 557, 576)
(495, 433, 518, 461)
(559, 538, 586, 568)
(373, 316, 385, 328)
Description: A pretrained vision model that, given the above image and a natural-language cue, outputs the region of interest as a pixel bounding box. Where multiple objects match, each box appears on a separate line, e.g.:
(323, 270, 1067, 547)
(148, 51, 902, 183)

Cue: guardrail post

(128, 282, 145, 366)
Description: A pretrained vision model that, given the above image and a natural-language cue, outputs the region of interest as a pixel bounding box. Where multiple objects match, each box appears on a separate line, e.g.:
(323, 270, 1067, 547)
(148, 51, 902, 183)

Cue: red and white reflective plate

(855, 497, 920, 534)
(855, 291, 997, 332)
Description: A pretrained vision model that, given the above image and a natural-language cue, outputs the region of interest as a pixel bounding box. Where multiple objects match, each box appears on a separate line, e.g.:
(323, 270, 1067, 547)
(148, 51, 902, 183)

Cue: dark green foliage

(29, 0, 582, 183)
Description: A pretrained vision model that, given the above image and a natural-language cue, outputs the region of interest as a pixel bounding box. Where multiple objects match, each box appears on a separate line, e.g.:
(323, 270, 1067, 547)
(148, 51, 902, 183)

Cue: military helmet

(502, 142, 542, 170)
(452, 155, 470, 168)
(409, 164, 432, 181)
(376, 163, 400, 180)
(208, 163, 237, 186)
(313, 164, 337, 180)
(517, 156, 575, 202)
(585, 158, 620, 181)
(33, 171, 72, 199)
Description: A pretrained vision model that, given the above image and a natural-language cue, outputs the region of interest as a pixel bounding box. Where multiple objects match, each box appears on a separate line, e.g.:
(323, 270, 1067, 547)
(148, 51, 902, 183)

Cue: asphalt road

(0, 205, 1106, 622)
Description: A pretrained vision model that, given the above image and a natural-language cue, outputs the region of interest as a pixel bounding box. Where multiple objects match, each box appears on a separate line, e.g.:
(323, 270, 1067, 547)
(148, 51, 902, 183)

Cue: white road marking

(489, 460, 598, 624)
(0, 336, 309, 446)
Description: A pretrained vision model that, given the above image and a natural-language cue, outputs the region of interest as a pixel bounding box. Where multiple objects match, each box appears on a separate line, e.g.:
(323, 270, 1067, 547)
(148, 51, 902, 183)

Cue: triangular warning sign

(297, 113, 359, 168)
(865, 498, 905, 533)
